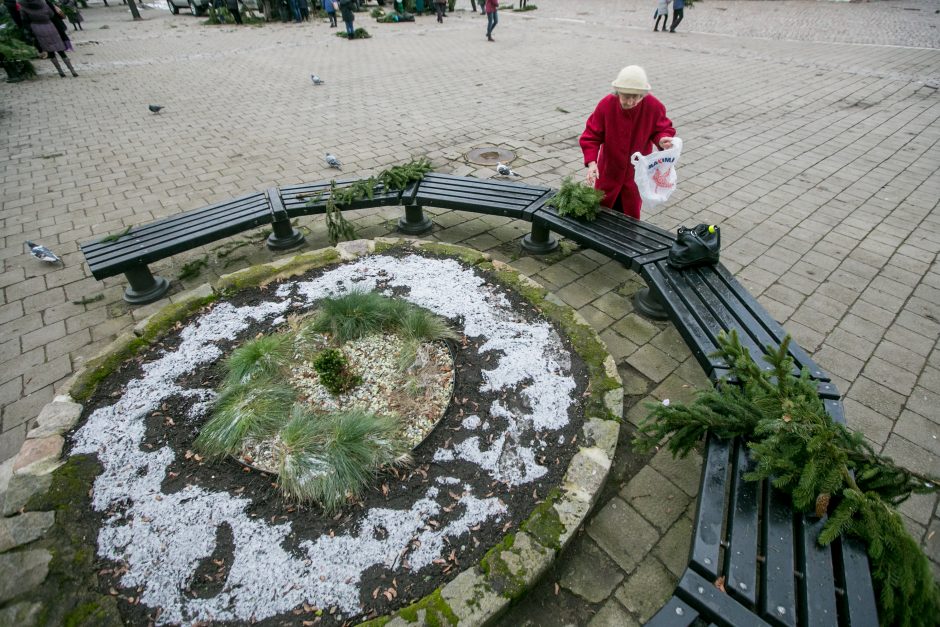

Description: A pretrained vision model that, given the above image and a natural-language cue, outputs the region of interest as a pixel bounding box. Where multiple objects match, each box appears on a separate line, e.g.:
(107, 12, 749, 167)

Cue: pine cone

(815, 492, 831, 517)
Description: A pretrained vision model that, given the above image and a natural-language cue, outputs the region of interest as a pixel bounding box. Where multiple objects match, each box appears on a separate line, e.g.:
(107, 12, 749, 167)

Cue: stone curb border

(0, 238, 624, 627)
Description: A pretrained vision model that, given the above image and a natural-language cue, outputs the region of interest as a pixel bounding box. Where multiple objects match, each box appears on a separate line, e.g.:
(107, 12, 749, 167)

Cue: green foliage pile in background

(633, 331, 940, 627)
(546, 177, 605, 222)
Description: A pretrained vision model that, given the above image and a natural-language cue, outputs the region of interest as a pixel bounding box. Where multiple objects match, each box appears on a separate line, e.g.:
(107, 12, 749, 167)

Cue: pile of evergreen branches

(546, 176, 605, 221)
(634, 331, 940, 627)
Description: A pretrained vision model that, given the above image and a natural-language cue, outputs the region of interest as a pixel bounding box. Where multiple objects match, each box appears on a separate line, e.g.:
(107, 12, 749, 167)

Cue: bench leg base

(266, 228, 306, 251)
(634, 287, 669, 320)
(398, 205, 433, 235)
(124, 275, 170, 305)
(521, 223, 558, 255)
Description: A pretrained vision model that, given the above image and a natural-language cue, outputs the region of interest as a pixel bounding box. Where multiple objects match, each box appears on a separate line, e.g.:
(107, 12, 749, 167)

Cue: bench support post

(123, 264, 170, 305)
(522, 223, 558, 254)
(398, 204, 433, 235)
(634, 287, 669, 320)
(266, 217, 305, 251)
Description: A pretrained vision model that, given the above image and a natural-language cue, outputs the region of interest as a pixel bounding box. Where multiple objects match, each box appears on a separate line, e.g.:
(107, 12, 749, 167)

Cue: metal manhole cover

(466, 147, 516, 166)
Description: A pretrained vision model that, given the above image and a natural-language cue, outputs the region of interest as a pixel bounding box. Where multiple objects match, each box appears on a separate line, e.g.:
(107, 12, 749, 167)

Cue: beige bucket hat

(612, 65, 651, 94)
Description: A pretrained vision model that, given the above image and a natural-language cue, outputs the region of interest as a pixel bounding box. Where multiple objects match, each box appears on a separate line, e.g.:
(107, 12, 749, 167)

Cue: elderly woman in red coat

(580, 65, 675, 219)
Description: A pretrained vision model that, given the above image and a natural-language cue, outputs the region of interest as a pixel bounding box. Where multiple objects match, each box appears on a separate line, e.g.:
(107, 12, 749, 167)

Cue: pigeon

(496, 162, 521, 177)
(310, 74, 325, 85)
(148, 104, 164, 114)
(325, 153, 342, 169)
(26, 241, 62, 264)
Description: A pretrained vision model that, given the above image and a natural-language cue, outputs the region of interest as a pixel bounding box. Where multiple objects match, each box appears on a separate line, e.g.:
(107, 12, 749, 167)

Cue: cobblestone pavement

(1, 0, 939, 623)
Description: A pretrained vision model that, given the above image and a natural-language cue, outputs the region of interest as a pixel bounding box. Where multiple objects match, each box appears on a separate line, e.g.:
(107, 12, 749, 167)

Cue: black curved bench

(78, 172, 878, 626)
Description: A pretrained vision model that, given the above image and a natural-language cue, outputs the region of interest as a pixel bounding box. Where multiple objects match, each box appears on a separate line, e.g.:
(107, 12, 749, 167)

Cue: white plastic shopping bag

(631, 137, 683, 209)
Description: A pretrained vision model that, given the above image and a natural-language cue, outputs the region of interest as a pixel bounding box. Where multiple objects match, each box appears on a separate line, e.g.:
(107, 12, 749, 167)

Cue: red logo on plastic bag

(652, 167, 674, 192)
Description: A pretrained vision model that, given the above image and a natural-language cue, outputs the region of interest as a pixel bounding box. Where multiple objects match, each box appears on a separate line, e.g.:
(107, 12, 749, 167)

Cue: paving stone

(626, 345, 679, 384)
(613, 558, 676, 623)
(906, 386, 940, 425)
(598, 330, 639, 363)
(882, 434, 940, 478)
(577, 304, 615, 331)
(559, 538, 625, 603)
(587, 599, 639, 627)
(0, 601, 41, 627)
(619, 467, 691, 533)
(847, 376, 905, 420)
(649, 448, 703, 497)
(0, 510, 56, 553)
(652, 512, 694, 578)
(0, 549, 52, 604)
(611, 314, 659, 345)
(897, 491, 938, 528)
(842, 398, 894, 447)
(650, 374, 700, 407)
(587, 498, 659, 573)
(557, 282, 598, 310)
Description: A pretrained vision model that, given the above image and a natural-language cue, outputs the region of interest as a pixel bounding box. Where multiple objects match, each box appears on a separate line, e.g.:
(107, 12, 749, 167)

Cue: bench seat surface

(81, 191, 272, 280)
(414, 172, 551, 219)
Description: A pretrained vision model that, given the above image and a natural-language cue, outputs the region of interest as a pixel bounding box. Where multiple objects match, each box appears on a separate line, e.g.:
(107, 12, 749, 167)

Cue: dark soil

(68, 248, 592, 626)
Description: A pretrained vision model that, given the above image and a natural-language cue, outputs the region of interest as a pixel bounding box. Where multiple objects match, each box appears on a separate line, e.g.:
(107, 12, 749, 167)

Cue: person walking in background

(484, 0, 497, 41)
(297, 0, 309, 21)
(323, 0, 337, 27)
(18, 0, 77, 77)
(339, 0, 355, 38)
(225, 0, 243, 24)
(60, 0, 83, 30)
(434, 0, 445, 23)
(580, 65, 675, 219)
(669, 0, 684, 32)
(653, 0, 669, 32)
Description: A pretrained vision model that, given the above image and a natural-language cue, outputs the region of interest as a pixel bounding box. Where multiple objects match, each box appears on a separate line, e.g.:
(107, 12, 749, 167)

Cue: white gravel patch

(71, 254, 578, 625)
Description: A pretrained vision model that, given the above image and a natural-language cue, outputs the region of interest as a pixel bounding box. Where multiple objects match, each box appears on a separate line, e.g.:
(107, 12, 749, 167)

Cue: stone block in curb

(614, 557, 676, 623)
(0, 549, 52, 604)
(27, 399, 83, 439)
(583, 418, 619, 460)
(133, 283, 213, 336)
(588, 599, 640, 627)
(12, 435, 64, 477)
(0, 601, 41, 627)
(485, 532, 553, 598)
(1, 474, 52, 517)
(603, 389, 624, 420)
(439, 568, 510, 626)
(619, 466, 691, 533)
(562, 448, 612, 504)
(559, 538, 624, 603)
(649, 448, 703, 497)
(0, 510, 56, 552)
(0, 458, 12, 502)
(553, 492, 592, 548)
(335, 239, 374, 260)
(587, 498, 658, 573)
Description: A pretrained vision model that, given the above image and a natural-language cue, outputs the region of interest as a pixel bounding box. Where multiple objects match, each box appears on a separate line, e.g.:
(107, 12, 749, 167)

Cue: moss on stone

(416, 242, 489, 266)
(138, 294, 218, 343)
(479, 533, 529, 599)
(24, 455, 122, 627)
(69, 335, 147, 403)
(356, 616, 392, 627)
(396, 588, 458, 626)
(217, 249, 341, 293)
(521, 489, 565, 550)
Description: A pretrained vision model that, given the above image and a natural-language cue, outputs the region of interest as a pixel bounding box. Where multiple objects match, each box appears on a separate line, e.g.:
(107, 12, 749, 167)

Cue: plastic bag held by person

(631, 137, 683, 208)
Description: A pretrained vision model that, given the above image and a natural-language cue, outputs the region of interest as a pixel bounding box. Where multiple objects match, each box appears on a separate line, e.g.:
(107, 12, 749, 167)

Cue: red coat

(579, 93, 675, 218)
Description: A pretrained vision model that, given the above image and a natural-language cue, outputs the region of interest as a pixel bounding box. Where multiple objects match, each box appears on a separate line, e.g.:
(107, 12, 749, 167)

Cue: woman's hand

(659, 137, 674, 150)
(585, 162, 599, 186)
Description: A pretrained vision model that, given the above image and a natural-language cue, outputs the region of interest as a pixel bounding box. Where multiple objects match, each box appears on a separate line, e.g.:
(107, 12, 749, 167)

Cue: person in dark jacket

(60, 0, 83, 30)
(669, 0, 684, 32)
(338, 0, 355, 38)
(225, 0, 243, 24)
(18, 0, 77, 77)
(322, 0, 336, 27)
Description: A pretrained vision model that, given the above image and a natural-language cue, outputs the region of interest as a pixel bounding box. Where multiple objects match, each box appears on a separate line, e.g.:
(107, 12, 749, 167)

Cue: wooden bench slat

(798, 515, 840, 626)
(421, 172, 550, 194)
(691, 435, 732, 579)
(418, 179, 547, 202)
(645, 595, 700, 627)
(726, 441, 760, 609)
(835, 537, 879, 627)
(415, 190, 532, 218)
(677, 569, 773, 627)
(760, 481, 799, 627)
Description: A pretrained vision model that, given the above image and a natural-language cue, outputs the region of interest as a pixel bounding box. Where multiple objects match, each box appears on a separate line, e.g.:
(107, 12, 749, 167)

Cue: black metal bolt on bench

(78, 172, 878, 626)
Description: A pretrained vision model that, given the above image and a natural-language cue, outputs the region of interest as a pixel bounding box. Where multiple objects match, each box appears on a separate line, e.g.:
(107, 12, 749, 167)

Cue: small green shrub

(370, 7, 384, 17)
(195, 382, 295, 458)
(336, 27, 371, 38)
(310, 290, 405, 342)
(511, 3, 536, 10)
(546, 177, 605, 222)
(276, 407, 409, 511)
(312, 348, 361, 395)
(224, 333, 293, 385)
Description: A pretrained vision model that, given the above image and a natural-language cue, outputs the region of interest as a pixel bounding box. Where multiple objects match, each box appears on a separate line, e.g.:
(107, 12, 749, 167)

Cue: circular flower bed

(35, 241, 622, 626)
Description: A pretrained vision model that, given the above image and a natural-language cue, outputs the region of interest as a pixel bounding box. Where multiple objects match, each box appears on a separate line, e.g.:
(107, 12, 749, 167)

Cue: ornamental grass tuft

(195, 382, 295, 458)
(276, 407, 410, 512)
